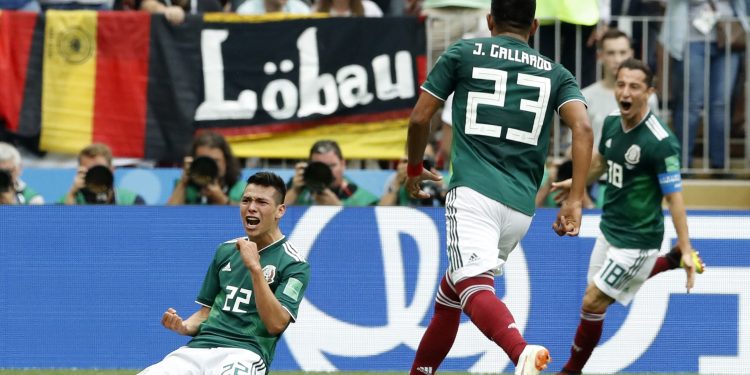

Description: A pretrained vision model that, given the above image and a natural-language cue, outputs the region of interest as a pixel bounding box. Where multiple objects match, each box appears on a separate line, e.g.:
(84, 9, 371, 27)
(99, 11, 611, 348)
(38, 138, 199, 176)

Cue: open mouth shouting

(619, 100, 632, 112)
(245, 216, 261, 229)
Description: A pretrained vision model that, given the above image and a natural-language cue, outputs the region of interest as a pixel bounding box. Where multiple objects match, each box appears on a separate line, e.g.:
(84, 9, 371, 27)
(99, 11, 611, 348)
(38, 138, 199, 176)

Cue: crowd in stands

(0, 0, 389, 18)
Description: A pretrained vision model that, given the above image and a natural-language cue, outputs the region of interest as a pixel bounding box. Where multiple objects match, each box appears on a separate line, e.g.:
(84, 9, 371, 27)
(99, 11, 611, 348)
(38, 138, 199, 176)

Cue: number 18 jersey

(422, 35, 586, 215)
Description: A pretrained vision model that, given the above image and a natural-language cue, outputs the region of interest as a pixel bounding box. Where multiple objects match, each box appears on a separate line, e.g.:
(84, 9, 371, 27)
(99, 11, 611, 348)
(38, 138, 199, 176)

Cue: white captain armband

(658, 171, 682, 194)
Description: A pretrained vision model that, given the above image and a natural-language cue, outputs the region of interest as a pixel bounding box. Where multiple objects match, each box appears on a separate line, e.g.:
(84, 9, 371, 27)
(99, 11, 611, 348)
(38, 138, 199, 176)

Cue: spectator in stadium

(139, 172, 310, 375)
(661, 0, 749, 169)
(39, 0, 110, 10)
(167, 131, 245, 205)
(61, 143, 145, 205)
(0, 0, 40, 11)
(405, 0, 489, 63)
(285, 139, 379, 206)
(313, 0, 383, 17)
(140, 0, 228, 25)
(551, 58, 704, 375)
(379, 146, 445, 207)
(404, 0, 593, 374)
(0, 142, 43, 205)
(235, 0, 310, 14)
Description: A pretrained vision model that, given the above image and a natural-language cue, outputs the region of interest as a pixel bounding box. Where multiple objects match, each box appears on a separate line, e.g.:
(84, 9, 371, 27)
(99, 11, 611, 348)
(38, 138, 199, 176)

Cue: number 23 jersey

(422, 35, 586, 216)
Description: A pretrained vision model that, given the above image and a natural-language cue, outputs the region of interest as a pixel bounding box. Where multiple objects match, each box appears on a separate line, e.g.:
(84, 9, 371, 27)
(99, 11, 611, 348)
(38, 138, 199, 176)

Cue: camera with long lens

(303, 161, 334, 194)
(188, 156, 219, 188)
(0, 169, 14, 194)
(80, 165, 114, 204)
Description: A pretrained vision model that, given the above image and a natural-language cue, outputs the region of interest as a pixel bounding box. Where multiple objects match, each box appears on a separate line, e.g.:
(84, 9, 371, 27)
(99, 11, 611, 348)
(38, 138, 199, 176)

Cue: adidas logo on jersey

(416, 366, 433, 374)
(221, 262, 232, 272)
(468, 253, 479, 263)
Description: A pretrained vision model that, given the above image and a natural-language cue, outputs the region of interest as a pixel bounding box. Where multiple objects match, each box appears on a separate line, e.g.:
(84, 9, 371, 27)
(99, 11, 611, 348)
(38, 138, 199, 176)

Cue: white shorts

(588, 235, 659, 306)
(445, 186, 533, 284)
(138, 346, 267, 375)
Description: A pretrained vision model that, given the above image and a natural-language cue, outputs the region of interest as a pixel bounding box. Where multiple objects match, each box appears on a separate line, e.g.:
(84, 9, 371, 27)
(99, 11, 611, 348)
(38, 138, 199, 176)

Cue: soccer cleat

(515, 345, 551, 375)
(681, 250, 706, 274)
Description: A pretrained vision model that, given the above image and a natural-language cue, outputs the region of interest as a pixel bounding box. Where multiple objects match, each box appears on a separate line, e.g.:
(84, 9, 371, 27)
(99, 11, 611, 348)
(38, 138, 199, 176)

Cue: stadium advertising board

(0, 206, 747, 373)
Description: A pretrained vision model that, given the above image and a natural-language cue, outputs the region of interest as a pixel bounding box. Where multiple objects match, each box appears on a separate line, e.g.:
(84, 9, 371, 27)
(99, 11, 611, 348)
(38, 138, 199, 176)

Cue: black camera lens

(0, 169, 13, 193)
(84, 165, 114, 194)
(189, 156, 219, 187)
(303, 161, 334, 194)
(81, 165, 114, 204)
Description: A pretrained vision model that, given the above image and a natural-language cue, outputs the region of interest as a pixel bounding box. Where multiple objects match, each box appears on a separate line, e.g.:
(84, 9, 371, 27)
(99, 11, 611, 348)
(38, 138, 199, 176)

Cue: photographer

(167, 132, 245, 205)
(61, 143, 145, 205)
(0, 142, 44, 205)
(285, 140, 379, 206)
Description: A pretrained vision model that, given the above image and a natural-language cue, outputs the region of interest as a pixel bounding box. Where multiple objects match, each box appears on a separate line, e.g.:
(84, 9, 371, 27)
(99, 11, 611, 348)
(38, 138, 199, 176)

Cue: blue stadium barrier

(0, 206, 748, 373)
(20, 168, 394, 205)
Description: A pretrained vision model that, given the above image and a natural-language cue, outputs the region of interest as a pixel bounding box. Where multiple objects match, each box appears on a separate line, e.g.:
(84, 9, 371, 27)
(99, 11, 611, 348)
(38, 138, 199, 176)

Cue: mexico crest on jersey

(625, 144, 641, 167)
(262, 265, 277, 284)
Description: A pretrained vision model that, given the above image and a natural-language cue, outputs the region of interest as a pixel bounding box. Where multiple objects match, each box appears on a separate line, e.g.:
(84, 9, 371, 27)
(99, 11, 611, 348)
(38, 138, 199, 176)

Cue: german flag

(40, 10, 150, 157)
(1, 13, 425, 161)
(0, 10, 40, 138)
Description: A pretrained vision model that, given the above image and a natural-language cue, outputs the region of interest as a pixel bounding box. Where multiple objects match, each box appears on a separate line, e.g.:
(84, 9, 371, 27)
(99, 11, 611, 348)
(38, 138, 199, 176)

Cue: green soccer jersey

(187, 236, 310, 368)
(598, 111, 682, 249)
(422, 36, 586, 215)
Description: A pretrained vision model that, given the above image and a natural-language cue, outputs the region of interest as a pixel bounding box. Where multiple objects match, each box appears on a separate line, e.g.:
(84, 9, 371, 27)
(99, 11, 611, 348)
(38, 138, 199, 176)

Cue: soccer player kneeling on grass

(139, 172, 310, 375)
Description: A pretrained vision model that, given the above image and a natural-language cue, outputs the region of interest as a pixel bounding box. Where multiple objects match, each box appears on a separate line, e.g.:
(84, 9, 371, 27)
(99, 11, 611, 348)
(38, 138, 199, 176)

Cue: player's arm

(250, 266, 291, 335)
(161, 306, 209, 336)
(558, 100, 593, 203)
(405, 92, 443, 199)
(553, 100, 593, 236)
(237, 239, 291, 335)
(664, 191, 696, 292)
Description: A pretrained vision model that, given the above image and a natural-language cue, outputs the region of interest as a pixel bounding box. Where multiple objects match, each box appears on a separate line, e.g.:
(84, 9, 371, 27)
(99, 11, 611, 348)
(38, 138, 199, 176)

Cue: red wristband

(406, 163, 423, 177)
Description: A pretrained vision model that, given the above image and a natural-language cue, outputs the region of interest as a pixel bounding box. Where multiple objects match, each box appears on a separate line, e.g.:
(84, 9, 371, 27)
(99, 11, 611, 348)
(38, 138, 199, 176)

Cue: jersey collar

(620, 110, 652, 133)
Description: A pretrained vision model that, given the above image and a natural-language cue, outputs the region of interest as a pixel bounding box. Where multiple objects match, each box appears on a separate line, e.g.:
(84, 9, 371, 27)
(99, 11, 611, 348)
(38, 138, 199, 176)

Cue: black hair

(191, 131, 241, 190)
(246, 172, 287, 204)
(309, 139, 343, 160)
(598, 29, 631, 50)
(491, 0, 535, 33)
(617, 58, 654, 88)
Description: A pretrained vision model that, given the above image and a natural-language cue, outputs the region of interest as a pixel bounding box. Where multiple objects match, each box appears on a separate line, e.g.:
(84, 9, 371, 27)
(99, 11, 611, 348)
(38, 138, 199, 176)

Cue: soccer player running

(404, 0, 593, 374)
(139, 172, 310, 375)
(550, 58, 704, 375)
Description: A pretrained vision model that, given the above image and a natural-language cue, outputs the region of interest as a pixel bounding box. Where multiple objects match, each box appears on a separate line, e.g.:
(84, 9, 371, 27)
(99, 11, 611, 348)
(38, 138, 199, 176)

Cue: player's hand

(405, 169, 442, 200)
(553, 199, 583, 236)
(681, 250, 696, 293)
(291, 162, 307, 191)
(312, 188, 342, 205)
(161, 308, 190, 335)
(550, 178, 572, 205)
(236, 238, 262, 273)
